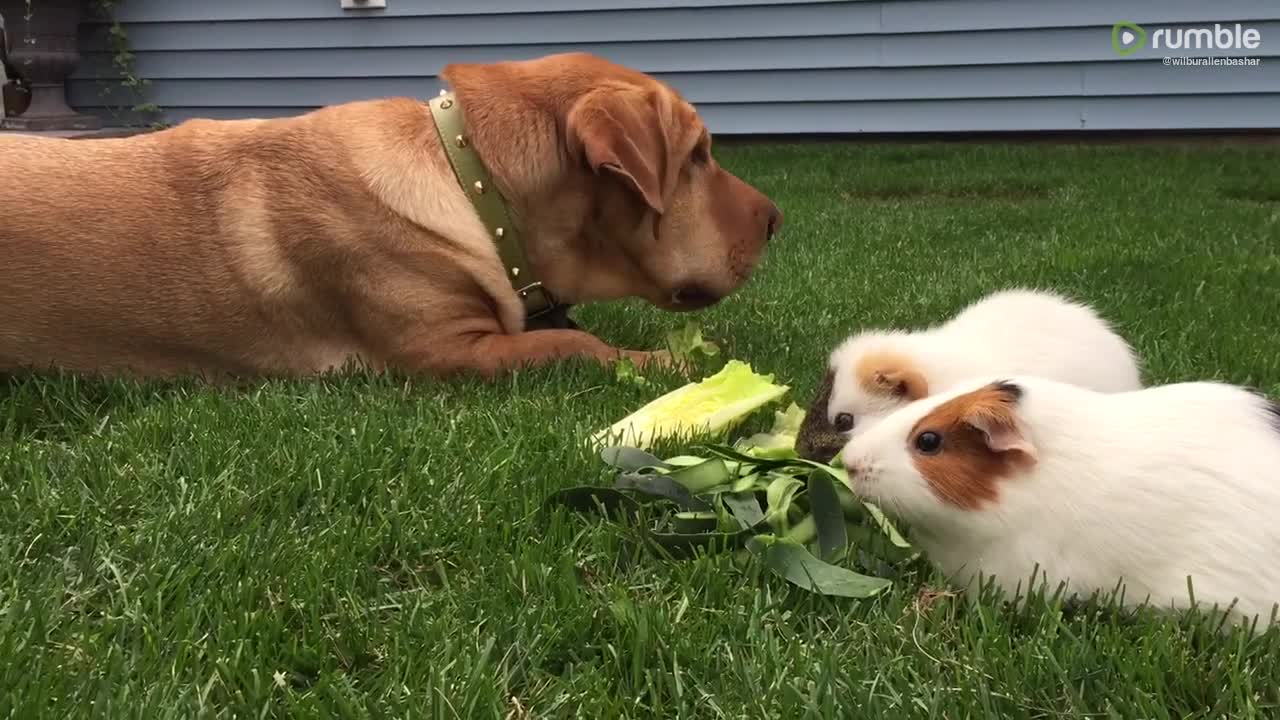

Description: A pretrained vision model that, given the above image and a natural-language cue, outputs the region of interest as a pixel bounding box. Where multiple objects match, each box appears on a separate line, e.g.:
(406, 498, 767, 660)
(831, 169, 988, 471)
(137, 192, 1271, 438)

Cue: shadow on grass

(840, 182, 1053, 203)
(1219, 184, 1280, 205)
(910, 568, 1280, 648)
(0, 372, 161, 443)
(0, 367, 462, 444)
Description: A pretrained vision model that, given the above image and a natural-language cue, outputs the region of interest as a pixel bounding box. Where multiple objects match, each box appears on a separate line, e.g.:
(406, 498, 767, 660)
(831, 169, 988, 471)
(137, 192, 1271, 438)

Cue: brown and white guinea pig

(795, 289, 1142, 462)
(841, 374, 1280, 631)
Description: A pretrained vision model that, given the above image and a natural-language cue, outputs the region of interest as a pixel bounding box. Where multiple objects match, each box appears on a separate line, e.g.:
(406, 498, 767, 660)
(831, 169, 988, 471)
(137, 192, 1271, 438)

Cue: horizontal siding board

(72, 40, 881, 80)
(80, 16, 1280, 54)
(1072, 95, 1280, 130)
(82, 95, 1280, 134)
(67, 63, 1280, 109)
(106, 0, 1280, 33)
(694, 95, 1280, 132)
(88, 5, 885, 51)
(883, 0, 1280, 33)
(1082, 63, 1279, 96)
(109, 0, 860, 23)
(68, 22, 1280, 82)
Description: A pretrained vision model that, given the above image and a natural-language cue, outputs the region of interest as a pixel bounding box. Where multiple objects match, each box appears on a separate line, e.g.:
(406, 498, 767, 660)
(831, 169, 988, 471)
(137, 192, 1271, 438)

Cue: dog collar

(427, 90, 559, 321)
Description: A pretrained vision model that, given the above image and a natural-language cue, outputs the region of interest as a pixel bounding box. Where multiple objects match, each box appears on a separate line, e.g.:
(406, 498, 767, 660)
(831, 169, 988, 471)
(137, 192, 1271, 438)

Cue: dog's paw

(625, 349, 676, 371)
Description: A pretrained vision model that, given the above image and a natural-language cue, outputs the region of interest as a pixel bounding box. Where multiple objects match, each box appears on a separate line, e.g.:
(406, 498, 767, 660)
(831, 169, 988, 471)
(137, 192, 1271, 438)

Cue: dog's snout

(765, 203, 783, 238)
(672, 284, 721, 311)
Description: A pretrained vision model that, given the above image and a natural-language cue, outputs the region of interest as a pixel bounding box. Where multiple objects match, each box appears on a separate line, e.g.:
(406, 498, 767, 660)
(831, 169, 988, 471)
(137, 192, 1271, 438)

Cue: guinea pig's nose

(846, 458, 868, 480)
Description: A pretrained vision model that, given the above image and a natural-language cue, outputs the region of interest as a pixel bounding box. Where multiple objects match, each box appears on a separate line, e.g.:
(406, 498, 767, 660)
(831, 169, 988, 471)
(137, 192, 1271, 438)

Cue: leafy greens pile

(548, 340, 919, 598)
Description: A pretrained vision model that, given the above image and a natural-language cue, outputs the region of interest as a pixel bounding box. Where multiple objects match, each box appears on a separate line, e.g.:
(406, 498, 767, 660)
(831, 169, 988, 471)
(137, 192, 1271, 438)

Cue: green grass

(4, 140, 1280, 718)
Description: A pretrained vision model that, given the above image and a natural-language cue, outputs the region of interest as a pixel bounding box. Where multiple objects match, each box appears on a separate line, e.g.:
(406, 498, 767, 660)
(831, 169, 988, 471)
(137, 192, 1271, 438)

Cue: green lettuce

(590, 360, 789, 450)
(734, 402, 806, 459)
(664, 321, 721, 362)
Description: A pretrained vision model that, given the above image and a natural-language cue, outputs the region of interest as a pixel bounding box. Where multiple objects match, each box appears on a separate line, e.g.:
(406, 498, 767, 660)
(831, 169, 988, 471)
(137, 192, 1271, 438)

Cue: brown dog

(0, 52, 780, 380)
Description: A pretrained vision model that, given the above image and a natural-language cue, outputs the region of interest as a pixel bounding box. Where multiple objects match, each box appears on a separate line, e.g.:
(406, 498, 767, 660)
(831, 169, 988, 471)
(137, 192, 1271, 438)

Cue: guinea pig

(840, 374, 1280, 630)
(794, 288, 1142, 462)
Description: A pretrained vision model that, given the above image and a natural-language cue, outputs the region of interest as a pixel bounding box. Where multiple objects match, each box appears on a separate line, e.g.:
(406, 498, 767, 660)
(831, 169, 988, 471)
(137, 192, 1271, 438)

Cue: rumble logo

(1112, 21, 1263, 57)
(1112, 21, 1147, 56)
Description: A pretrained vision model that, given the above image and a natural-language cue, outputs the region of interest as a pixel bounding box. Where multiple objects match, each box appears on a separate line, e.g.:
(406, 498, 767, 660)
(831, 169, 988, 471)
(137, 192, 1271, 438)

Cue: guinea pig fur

(794, 288, 1142, 463)
(840, 374, 1280, 631)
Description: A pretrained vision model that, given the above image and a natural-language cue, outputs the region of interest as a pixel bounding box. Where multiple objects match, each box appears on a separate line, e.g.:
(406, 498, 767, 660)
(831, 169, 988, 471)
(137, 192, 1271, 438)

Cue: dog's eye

(833, 413, 855, 433)
(914, 431, 943, 455)
(690, 144, 710, 166)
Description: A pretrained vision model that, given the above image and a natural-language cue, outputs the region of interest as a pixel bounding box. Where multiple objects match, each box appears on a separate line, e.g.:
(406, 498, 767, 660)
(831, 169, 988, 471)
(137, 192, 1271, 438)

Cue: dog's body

(0, 53, 780, 379)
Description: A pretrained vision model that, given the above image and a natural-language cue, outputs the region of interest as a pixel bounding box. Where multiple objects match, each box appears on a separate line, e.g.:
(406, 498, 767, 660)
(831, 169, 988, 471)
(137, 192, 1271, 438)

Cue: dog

(0, 52, 781, 380)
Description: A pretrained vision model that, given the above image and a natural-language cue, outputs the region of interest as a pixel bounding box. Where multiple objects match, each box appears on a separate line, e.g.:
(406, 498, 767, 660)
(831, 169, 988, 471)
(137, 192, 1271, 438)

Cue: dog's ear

(565, 84, 691, 214)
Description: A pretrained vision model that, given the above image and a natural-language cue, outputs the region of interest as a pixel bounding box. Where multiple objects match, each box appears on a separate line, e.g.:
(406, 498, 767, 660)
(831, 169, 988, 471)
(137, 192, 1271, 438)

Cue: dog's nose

(765, 204, 783, 239)
(672, 284, 721, 310)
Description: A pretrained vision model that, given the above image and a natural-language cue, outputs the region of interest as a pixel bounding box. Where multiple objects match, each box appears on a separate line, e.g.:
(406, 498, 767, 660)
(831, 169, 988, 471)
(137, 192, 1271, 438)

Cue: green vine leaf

(91, 0, 164, 128)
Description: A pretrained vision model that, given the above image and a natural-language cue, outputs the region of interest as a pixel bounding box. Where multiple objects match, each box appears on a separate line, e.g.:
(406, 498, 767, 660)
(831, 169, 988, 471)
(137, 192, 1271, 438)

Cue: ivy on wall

(91, 0, 163, 126)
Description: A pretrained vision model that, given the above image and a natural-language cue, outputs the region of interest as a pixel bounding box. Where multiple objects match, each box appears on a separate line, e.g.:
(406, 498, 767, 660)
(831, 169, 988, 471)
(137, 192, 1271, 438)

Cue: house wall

(67, 0, 1280, 133)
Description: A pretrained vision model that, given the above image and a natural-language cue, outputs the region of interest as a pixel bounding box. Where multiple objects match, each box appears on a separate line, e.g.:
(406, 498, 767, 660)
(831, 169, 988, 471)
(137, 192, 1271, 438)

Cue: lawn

(3, 139, 1280, 719)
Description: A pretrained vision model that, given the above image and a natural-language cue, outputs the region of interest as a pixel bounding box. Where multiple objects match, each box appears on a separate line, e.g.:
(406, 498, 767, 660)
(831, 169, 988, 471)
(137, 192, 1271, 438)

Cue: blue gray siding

(69, 0, 1280, 133)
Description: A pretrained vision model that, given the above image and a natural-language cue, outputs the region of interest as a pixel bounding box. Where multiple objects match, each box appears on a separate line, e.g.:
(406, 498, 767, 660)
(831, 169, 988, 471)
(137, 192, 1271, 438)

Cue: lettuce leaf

(590, 360, 789, 450)
(734, 402, 806, 459)
(664, 321, 721, 362)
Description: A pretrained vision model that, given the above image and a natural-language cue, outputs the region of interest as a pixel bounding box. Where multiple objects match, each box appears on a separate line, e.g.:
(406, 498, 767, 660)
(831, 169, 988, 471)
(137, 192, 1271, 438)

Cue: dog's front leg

(400, 329, 672, 379)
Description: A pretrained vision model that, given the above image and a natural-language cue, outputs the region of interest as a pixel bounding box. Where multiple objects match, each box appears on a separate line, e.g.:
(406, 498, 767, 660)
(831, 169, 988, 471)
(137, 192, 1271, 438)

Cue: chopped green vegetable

(749, 536, 893, 599)
(614, 356, 649, 386)
(600, 447, 668, 473)
(613, 473, 712, 512)
(673, 511, 719, 534)
(807, 470, 849, 562)
(735, 402, 806, 459)
(721, 492, 765, 530)
(764, 475, 806, 533)
(665, 321, 721, 362)
(730, 473, 763, 494)
(550, 362, 917, 600)
(548, 438, 918, 598)
(590, 360, 790, 450)
(667, 458, 732, 494)
(663, 455, 714, 467)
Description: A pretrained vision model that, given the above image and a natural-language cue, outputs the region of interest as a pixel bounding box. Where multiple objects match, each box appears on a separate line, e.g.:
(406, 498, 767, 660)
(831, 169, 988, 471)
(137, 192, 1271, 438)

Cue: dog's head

(441, 52, 782, 312)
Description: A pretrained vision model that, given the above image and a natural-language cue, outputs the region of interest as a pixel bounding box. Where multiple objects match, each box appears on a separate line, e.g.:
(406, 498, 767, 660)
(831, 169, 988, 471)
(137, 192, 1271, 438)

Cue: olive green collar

(427, 90, 558, 320)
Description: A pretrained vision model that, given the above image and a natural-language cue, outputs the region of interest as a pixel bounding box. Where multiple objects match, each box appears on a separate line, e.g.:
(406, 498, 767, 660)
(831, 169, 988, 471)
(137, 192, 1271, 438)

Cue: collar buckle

(517, 282, 558, 319)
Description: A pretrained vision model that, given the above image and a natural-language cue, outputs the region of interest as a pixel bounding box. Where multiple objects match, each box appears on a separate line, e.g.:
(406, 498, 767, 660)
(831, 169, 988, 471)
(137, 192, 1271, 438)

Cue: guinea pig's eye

(915, 431, 943, 455)
(833, 413, 855, 433)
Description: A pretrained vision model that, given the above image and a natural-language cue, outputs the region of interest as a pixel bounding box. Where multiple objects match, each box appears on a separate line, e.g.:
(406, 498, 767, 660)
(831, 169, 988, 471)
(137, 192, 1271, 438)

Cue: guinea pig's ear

(873, 367, 929, 401)
(565, 84, 684, 214)
(961, 382, 1037, 460)
(967, 415, 1037, 460)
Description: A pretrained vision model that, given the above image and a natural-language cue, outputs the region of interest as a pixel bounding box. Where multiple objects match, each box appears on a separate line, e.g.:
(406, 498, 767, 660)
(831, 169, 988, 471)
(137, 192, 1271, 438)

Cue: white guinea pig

(840, 374, 1280, 630)
(795, 289, 1142, 462)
